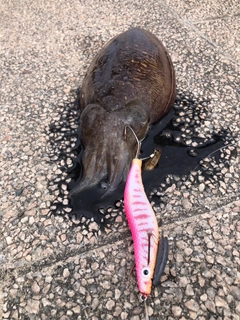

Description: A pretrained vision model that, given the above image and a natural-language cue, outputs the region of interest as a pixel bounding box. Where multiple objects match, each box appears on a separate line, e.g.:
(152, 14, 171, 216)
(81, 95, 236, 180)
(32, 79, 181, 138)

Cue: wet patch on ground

(48, 90, 237, 227)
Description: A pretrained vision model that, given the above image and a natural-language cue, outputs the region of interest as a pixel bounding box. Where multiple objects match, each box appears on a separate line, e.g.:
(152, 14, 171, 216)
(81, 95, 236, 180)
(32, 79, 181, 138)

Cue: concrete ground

(0, 0, 239, 319)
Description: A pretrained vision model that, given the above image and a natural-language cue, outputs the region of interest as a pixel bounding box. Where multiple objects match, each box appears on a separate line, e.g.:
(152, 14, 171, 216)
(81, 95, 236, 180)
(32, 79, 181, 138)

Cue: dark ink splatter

(47, 90, 236, 228)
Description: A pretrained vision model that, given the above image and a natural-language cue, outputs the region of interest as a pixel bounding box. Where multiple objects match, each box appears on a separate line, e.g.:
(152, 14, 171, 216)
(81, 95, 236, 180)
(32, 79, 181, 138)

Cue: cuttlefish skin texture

(72, 28, 176, 194)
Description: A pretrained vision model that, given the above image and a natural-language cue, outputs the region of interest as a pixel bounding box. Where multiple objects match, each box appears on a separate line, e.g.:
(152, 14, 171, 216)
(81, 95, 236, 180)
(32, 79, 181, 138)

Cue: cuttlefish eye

(140, 119, 149, 127)
(124, 100, 149, 134)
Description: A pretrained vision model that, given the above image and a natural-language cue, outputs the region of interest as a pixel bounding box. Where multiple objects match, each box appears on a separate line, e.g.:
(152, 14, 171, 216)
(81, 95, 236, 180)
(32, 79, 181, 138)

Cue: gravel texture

(0, 0, 239, 319)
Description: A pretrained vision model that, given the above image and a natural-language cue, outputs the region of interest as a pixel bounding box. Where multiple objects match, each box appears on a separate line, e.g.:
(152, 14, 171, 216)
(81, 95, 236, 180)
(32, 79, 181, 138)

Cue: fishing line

(139, 294, 149, 320)
(192, 142, 237, 172)
(144, 299, 149, 320)
(124, 125, 141, 158)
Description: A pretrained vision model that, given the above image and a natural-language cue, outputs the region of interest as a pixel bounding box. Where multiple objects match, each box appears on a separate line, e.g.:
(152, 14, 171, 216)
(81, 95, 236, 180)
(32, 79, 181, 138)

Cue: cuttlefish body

(72, 28, 176, 194)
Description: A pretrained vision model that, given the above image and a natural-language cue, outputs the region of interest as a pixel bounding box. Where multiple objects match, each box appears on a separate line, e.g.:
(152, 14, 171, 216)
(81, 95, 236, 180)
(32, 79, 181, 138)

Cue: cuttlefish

(71, 28, 176, 194)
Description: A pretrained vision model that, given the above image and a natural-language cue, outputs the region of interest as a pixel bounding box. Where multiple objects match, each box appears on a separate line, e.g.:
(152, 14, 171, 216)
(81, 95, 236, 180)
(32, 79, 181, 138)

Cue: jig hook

(140, 294, 149, 320)
(124, 125, 141, 158)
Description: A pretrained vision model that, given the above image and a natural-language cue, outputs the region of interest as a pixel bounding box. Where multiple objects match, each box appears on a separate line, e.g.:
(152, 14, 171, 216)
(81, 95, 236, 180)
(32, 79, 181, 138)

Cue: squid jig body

(123, 126, 169, 309)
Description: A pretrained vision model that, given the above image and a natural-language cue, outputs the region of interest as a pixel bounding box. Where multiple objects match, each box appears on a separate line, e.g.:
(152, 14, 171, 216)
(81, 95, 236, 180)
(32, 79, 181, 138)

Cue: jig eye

(142, 267, 150, 277)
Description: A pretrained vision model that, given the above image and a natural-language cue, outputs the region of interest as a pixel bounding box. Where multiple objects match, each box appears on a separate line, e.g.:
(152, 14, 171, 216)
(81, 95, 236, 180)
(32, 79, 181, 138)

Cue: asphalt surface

(0, 1, 239, 319)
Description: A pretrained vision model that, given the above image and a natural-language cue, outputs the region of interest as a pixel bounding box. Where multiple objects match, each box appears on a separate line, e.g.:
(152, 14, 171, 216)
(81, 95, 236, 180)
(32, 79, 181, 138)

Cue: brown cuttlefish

(70, 28, 176, 195)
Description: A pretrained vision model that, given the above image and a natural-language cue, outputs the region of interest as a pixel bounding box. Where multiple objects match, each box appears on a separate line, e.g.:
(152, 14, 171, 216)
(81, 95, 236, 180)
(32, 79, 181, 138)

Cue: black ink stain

(47, 90, 236, 228)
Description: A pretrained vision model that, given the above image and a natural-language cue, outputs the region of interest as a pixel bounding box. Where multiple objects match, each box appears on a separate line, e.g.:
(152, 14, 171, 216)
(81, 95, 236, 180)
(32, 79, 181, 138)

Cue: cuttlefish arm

(70, 100, 149, 195)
